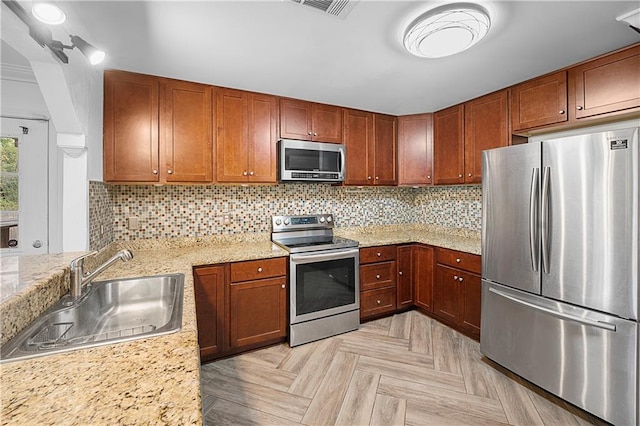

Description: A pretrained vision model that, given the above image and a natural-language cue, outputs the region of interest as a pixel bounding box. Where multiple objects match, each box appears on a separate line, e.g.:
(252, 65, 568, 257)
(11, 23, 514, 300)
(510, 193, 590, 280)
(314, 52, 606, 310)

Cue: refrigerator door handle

(488, 287, 617, 332)
(529, 168, 540, 271)
(541, 166, 551, 274)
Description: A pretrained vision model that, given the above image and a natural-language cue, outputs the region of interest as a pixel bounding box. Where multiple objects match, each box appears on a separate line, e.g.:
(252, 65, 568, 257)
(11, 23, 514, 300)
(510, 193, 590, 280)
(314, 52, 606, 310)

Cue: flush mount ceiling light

(404, 3, 491, 58)
(31, 2, 66, 25)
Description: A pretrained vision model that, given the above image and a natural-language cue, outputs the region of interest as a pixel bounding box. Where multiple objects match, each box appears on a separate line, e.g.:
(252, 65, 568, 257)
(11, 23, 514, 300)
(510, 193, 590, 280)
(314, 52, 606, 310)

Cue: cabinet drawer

(230, 257, 287, 282)
(360, 245, 396, 264)
(436, 248, 481, 274)
(361, 286, 396, 318)
(360, 262, 396, 291)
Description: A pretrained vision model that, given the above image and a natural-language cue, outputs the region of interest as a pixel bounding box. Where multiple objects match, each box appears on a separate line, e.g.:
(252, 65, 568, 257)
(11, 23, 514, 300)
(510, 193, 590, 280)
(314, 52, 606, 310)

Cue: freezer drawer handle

(488, 287, 617, 332)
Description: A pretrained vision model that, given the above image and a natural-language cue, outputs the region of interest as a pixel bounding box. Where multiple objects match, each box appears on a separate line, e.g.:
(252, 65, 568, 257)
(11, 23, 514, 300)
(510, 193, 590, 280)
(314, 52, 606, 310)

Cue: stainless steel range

(272, 214, 360, 347)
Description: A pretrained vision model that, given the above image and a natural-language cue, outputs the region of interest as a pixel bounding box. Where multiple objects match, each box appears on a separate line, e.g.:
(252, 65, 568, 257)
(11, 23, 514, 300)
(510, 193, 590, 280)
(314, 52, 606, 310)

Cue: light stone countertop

(0, 226, 479, 425)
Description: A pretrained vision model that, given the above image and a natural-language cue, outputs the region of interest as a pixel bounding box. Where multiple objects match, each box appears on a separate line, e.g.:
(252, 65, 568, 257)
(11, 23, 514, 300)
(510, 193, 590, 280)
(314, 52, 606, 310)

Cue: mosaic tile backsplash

(88, 182, 481, 250)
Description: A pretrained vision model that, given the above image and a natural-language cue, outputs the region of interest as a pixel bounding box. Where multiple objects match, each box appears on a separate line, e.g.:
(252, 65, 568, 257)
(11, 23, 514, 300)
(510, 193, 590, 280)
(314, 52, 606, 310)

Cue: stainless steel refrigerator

(480, 124, 639, 426)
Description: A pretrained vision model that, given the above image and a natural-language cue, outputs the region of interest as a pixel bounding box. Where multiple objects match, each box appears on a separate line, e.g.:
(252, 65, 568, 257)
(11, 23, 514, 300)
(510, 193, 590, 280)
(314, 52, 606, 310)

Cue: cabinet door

(374, 114, 397, 185)
(160, 79, 213, 183)
(103, 70, 159, 182)
(433, 104, 464, 185)
(216, 88, 249, 182)
(398, 114, 433, 185)
(433, 264, 462, 323)
(361, 286, 396, 319)
(312, 103, 343, 143)
(247, 93, 277, 183)
(460, 270, 481, 337)
(396, 245, 413, 309)
(413, 245, 433, 312)
(464, 90, 509, 184)
(344, 109, 374, 185)
(228, 277, 287, 348)
(280, 98, 312, 140)
(511, 71, 567, 131)
(570, 45, 640, 119)
(193, 265, 225, 360)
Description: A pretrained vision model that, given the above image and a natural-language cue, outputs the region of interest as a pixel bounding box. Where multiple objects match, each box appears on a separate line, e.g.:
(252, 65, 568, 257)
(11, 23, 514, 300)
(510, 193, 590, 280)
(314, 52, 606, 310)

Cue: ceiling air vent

(289, 0, 358, 19)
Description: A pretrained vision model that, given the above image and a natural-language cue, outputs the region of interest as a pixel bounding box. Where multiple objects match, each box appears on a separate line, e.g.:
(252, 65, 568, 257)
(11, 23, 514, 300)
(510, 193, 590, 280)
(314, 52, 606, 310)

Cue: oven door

(289, 247, 359, 324)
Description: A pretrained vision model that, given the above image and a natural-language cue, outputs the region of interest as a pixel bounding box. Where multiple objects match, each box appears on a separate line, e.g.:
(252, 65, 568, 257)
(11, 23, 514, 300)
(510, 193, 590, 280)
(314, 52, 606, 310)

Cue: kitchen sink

(0, 273, 184, 363)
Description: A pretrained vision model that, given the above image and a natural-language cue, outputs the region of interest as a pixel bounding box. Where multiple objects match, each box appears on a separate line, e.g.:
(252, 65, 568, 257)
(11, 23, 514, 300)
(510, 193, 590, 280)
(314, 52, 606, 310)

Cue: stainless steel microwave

(278, 139, 345, 182)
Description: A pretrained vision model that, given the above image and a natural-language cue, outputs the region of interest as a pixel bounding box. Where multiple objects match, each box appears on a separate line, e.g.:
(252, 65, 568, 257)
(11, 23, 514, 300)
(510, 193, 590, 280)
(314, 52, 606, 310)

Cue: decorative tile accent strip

(89, 181, 114, 251)
(89, 183, 482, 245)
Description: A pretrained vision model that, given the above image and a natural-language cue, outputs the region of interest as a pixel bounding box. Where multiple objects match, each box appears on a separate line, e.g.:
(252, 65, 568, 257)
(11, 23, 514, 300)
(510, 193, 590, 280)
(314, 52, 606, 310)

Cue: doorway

(0, 117, 48, 255)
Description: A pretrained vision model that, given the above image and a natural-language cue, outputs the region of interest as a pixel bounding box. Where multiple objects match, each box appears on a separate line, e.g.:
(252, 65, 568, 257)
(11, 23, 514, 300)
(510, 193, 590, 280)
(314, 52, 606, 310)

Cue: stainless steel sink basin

(0, 273, 184, 363)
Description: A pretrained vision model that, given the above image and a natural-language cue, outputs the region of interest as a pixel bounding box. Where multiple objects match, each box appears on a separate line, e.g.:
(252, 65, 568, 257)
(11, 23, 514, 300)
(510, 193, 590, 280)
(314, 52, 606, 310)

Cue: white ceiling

(6, 1, 640, 115)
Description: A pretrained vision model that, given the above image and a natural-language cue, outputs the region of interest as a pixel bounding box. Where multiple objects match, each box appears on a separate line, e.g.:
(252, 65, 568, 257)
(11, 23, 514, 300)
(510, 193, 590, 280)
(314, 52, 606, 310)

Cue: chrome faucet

(69, 249, 134, 301)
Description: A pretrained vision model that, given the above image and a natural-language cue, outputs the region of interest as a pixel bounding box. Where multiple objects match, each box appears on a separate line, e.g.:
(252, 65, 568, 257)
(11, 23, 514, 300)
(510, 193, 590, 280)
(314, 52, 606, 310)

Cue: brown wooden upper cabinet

(344, 109, 397, 186)
(104, 70, 213, 183)
(279, 98, 343, 143)
(434, 91, 508, 185)
(216, 88, 278, 183)
(397, 114, 433, 186)
(464, 90, 509, 183)
(510, 71, 568, 132)
(569, 44, 640, 120)
(433, 104, 464, 185)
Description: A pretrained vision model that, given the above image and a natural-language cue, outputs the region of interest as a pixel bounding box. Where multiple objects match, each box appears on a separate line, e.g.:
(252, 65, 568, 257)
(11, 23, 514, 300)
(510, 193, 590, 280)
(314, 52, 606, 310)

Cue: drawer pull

(281, 284, 285, 289)
(257, 267, 263, 273)
(376, 252, 381, 257)
(376, 274, 381, 279)
(399, 271, 403, 276)
(377, 300, 381, 305)
(454, 275, 458, 280)
(459, 277, 464, 282)
(456, 258, 461, 263)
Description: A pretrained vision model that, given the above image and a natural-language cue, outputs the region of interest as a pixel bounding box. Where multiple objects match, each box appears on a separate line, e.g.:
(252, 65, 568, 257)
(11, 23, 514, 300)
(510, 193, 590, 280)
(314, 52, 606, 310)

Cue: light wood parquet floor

(200, 310, 608, 426)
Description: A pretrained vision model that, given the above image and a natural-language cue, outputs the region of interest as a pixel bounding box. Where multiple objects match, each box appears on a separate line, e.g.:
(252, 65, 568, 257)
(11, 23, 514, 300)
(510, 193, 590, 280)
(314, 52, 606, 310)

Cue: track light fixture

(2, 0, 105, 65)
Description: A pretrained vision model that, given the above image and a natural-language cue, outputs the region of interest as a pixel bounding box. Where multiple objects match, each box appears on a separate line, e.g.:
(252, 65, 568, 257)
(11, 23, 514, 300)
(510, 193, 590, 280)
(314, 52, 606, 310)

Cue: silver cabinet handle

(458, 174, 463, 178)
(257, 267, 263, 272)
(576, 106, 584, 110)
(152, 169, 158, 175)
(427, 175, 431, 179)
(243, 171, 248, 176)
(367, 176, 372, 180)
(313, 132, 317, 136)
(468, 173, 472, 177)
(167, 170, 173, 175)
(558, 110, 565, 114)
(281, 284, 285, 289)
(454, 275, 458, 280)
(399, 271, 403, 276)
(456, 258, 461, 263)
(377, 300, 381, 305)
(308, 131, 313, 135)
(32, 240, 43, 248)
(489, 287, 616, 331)
(376, 274, 381, 279)
(376, 252, 381, 257)
(459, 277, 463, 282)
(249, 171, 255, 176)
(375, 176, 379, 180)
(529, 168, 540, 272)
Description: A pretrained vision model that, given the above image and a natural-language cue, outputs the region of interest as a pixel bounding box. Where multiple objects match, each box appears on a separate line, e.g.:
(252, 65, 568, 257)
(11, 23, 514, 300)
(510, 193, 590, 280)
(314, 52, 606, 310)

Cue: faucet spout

(69, 249, 134, 302)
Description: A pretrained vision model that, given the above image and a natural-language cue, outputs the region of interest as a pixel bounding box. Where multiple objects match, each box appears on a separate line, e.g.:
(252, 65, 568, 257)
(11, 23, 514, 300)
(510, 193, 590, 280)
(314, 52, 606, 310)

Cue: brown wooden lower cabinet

(413, 245, 434, 312)
(361, 286, 396, 318)
(193, 257, 287, 362)
(396, 245, 413, 309)
(228, 276, 287, 348)
(193, 265, 225, 359)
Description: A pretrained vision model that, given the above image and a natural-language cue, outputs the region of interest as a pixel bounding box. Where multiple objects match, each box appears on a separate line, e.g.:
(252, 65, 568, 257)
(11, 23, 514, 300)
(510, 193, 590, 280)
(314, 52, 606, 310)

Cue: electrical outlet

(127, 217, 139, 230)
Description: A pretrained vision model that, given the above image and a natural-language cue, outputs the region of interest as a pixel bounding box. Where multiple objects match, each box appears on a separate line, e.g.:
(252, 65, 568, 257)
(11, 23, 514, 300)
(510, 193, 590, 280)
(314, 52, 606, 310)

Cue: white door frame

(1, 117, 49, 255)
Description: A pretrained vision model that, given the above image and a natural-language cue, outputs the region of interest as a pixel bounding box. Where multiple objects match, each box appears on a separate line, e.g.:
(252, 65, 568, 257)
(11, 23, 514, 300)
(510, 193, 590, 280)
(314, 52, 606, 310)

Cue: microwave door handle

(340, 150, 345, 174)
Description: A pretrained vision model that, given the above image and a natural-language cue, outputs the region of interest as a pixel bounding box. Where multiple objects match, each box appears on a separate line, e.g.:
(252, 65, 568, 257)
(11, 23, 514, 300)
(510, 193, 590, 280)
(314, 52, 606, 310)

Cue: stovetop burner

(271, 214, 359, 253)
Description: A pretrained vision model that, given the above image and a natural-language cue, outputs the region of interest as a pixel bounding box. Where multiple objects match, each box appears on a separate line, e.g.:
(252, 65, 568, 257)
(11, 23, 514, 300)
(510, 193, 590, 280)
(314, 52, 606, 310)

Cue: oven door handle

(290, 248, 360, 264)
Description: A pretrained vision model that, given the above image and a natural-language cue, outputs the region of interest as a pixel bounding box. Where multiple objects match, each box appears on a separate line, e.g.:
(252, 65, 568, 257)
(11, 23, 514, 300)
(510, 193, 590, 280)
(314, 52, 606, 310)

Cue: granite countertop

(0, 225, 480, 425)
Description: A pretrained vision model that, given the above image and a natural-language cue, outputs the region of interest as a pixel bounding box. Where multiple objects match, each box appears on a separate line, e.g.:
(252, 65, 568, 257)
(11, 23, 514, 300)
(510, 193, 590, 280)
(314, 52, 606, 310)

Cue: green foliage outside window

(0, 138, 19, 211)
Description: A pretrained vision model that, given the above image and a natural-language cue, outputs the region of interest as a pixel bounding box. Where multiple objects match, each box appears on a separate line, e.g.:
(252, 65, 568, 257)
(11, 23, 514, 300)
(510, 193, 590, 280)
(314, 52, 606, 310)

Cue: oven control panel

(272, 214, 334, 232)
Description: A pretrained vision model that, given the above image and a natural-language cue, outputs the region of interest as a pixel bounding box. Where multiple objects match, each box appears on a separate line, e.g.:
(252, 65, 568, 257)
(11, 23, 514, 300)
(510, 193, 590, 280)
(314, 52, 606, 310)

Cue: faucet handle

(70, 251, 99, 268)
